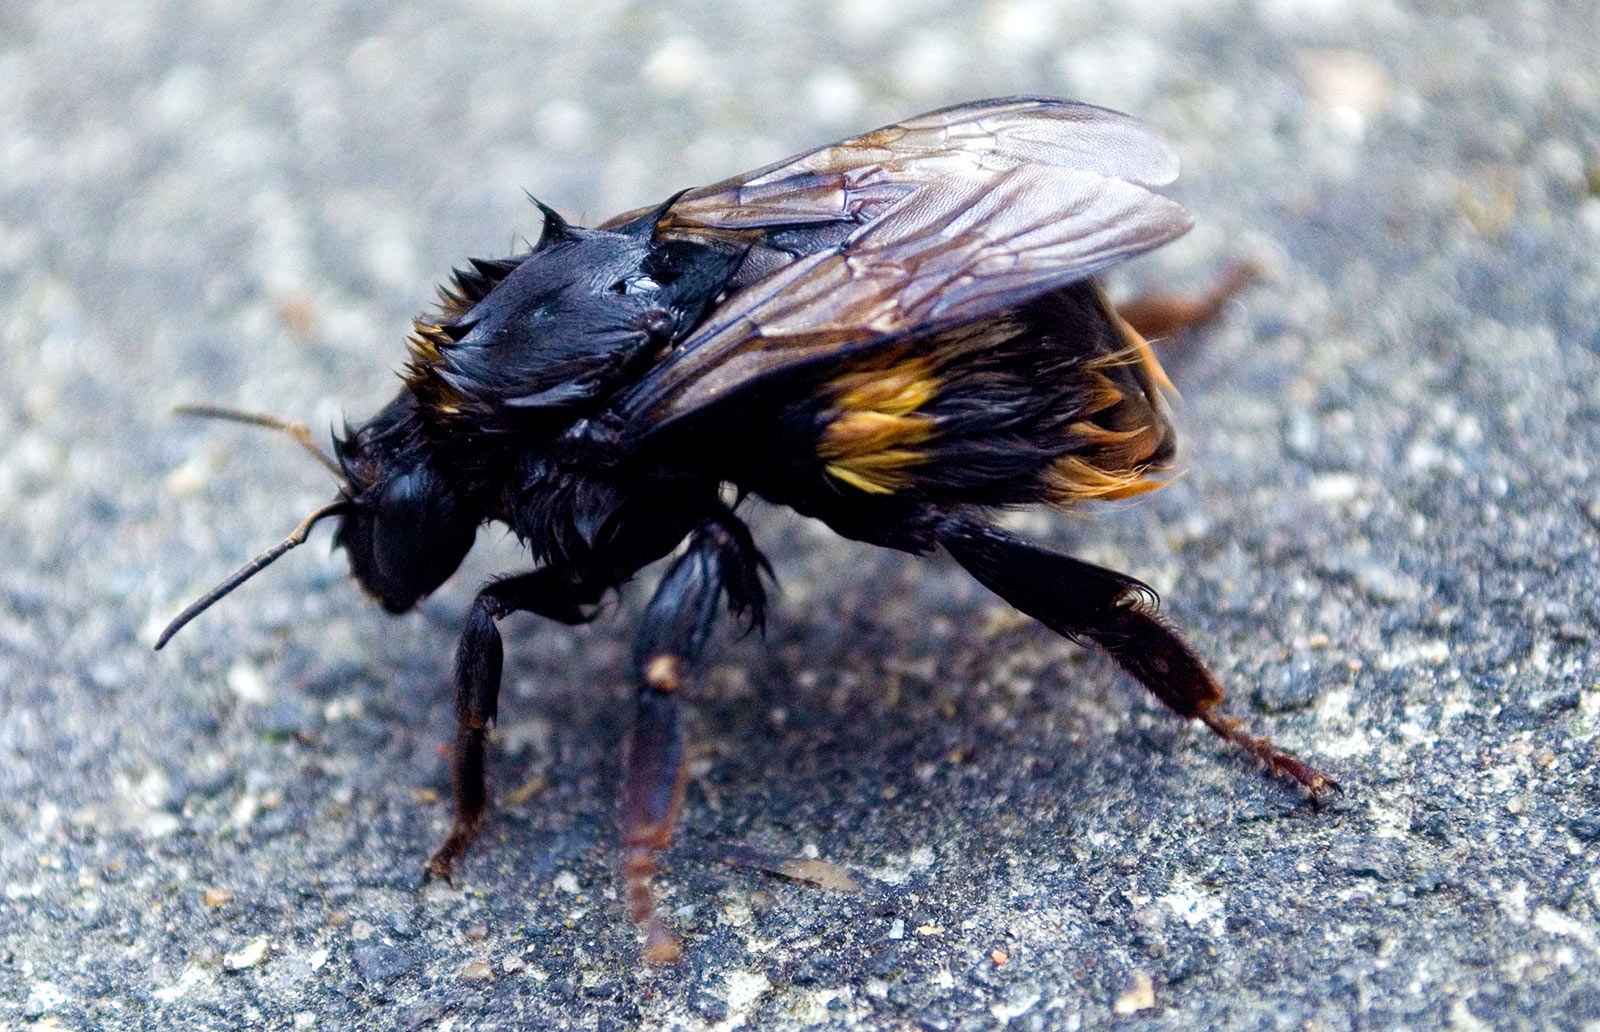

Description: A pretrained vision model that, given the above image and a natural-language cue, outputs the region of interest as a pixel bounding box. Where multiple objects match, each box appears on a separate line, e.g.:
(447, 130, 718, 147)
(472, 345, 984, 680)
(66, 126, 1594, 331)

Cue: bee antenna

(172, 404, 343, 477)
(154, 499, 353, 650)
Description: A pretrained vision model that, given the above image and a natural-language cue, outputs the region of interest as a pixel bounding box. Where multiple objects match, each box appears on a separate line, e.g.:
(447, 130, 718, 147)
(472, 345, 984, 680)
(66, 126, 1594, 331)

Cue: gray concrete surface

(4, 1, 1599, 1029)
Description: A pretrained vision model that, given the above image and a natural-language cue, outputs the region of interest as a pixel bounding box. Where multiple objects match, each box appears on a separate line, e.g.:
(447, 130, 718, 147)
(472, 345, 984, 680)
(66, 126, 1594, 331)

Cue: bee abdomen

(811, 282, 1175, 507)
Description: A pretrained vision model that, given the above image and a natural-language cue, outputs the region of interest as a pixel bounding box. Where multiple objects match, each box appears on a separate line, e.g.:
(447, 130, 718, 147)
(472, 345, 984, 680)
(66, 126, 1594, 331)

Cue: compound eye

(371, 473, 433, 585)
(343, 468, 475, 612)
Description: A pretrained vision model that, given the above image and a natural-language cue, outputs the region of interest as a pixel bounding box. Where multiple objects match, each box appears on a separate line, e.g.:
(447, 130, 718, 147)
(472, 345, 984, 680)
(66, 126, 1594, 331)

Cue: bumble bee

(158, 97, 1334, 963)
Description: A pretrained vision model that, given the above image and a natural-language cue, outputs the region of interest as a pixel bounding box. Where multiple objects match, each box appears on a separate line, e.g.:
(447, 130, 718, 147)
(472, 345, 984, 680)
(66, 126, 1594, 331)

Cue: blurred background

(3, 1, 1598, 1029)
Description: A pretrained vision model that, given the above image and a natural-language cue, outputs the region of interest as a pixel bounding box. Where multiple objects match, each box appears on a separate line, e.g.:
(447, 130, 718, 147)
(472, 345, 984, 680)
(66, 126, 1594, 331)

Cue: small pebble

(223, 937, 269, 971)
(1570, 816, 1600, 842)
(398, 1001, 445, 1030)
(23, 983, 66, 1019)
(501, 774, 548, 807)
(226, 662, 271, 704)
(353, 943, 417, 983)
(1113, 971, 1155, 1016)
(1284, 408, 1318, 458)
(462, 960, 493, 981)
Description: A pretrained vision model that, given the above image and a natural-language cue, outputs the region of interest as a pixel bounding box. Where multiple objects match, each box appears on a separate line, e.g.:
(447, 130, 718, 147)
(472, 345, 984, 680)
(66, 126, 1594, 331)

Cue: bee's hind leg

(1113, 261, 1259, 347)
(935, 513, 1336, 798)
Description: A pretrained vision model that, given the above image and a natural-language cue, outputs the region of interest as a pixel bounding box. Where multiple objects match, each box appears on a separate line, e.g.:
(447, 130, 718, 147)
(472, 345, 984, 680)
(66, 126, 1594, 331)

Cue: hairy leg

(937, 513, 1335, 796)
(621, 516, 768, 963)
(425, 568, 607, 882)
(1114, 261, 1259, 341)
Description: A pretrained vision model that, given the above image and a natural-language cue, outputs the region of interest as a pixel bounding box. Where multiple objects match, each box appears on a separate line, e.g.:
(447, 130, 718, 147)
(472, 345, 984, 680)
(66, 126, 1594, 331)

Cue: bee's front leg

(425, 569, 605, 883)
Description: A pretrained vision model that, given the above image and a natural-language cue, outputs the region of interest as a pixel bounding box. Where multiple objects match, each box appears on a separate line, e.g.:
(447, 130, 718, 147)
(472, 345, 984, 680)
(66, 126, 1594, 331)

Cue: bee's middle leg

(622, 515, 767, 964)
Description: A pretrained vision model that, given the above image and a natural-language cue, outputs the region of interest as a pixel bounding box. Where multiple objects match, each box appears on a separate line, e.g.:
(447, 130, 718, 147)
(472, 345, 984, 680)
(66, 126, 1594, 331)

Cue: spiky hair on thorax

(403, 253, 528, 416)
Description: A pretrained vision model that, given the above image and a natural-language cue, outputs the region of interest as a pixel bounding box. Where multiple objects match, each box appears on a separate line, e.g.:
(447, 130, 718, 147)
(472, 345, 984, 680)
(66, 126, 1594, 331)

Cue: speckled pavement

(3, 2, 1599, 1029)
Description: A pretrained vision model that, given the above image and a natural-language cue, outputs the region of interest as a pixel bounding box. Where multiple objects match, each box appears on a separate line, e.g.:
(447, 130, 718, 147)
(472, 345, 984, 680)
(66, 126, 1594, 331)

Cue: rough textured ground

(4, 1, 1599, 1030)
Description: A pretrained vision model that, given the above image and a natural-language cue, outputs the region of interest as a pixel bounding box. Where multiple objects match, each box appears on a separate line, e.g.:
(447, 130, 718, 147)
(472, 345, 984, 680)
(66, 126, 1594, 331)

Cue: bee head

(154, 395, 484, 651)
(332, 395, 478, 613)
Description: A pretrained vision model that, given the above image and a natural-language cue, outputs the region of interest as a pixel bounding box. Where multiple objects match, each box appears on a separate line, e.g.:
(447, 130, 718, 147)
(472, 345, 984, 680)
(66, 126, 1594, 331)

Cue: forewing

(615, 161, 1192, 432)
(599, 97, 1181, 240)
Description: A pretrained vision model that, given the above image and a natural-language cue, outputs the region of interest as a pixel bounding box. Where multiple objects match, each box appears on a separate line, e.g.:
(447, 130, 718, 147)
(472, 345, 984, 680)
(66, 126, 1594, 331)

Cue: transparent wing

(607, 99, 1193, 434)
(601, 96, 1181, 238)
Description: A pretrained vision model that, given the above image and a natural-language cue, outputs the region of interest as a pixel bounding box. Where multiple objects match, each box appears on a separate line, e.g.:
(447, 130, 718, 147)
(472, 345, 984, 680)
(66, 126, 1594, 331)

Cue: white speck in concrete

(991, 984, 1042, 1023)
(1159, 874, 1225, 937)
(223, 936, 269, 971)
(641, 37, 709, 96)
(227, 662, 270, 704)
(724, 969, 772, 1012)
